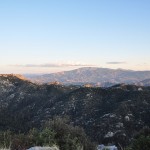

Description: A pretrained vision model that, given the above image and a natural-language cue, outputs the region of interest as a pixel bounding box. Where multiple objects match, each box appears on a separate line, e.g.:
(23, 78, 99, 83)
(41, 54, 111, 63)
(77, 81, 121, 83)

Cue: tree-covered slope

(0, 74, 150, 147)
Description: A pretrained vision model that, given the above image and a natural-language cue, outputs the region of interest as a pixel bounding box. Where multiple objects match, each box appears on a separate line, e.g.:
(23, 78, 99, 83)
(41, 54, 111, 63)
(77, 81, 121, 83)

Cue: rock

(27, 146, 59, 150)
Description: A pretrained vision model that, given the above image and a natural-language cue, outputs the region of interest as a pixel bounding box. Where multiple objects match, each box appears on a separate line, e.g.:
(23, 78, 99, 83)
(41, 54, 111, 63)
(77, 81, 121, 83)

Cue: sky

(0, 0, 150, 74)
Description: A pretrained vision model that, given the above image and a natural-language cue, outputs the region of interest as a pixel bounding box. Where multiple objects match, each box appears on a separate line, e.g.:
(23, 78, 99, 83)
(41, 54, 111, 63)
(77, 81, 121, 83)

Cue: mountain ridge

(25, 67, 150, 86)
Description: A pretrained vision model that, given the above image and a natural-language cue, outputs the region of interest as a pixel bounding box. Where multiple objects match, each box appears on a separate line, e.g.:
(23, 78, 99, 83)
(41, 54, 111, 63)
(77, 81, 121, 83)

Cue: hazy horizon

(0, 0, 150, 73)
(0, 66, 150, 75)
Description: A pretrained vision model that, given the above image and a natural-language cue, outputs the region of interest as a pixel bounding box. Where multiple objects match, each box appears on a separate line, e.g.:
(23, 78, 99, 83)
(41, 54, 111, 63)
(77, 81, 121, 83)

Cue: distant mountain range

(137, 78, 150, 86)
(0, 74, 150, 147)
(25, 67, 150, 86)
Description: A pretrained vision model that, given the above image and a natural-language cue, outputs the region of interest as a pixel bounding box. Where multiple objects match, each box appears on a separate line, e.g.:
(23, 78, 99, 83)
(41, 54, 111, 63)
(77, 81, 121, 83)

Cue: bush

(126, 127, 150, 150)
(0, 130, 12, 149)
(2, 117, 96, 150)
(43, 117, 96, 150)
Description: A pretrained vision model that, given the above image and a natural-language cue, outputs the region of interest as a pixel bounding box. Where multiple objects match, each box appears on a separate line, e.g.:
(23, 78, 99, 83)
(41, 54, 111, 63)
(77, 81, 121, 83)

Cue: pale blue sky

(0, 0, 150, 73)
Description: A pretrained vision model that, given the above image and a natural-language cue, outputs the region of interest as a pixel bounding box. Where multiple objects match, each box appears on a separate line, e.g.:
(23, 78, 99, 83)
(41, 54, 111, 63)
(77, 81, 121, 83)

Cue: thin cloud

(106, 61, 126, 65)
(136, 63, 148, 66)
(11, 63, 95, 68)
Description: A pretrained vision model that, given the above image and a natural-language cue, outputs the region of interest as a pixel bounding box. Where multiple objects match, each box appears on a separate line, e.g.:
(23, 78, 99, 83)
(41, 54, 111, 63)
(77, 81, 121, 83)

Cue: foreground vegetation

(0, 117, 96, 150)
(126, 127, 150, 150)
(1, 119, 150, 150)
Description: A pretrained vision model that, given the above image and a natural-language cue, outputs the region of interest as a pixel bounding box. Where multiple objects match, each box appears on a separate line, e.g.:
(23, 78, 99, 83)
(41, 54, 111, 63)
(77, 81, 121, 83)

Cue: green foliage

(0, 130, 12, 149)
(11, 128, 56, 150)
(0, 117, 96, 150)
(126, 127, 150, 150)
(36, 128, 56, 146)
(43, 117, 96, 150)
(131, 136, 150, 150)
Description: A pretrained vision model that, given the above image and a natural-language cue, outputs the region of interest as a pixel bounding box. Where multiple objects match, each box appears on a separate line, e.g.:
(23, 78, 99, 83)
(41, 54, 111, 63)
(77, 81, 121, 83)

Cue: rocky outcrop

(27, 146, 59, 150)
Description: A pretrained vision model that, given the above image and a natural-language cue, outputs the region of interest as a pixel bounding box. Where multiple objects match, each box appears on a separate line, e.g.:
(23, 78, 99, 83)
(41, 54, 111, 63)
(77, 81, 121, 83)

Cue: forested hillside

(0, 74, 150, 149)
